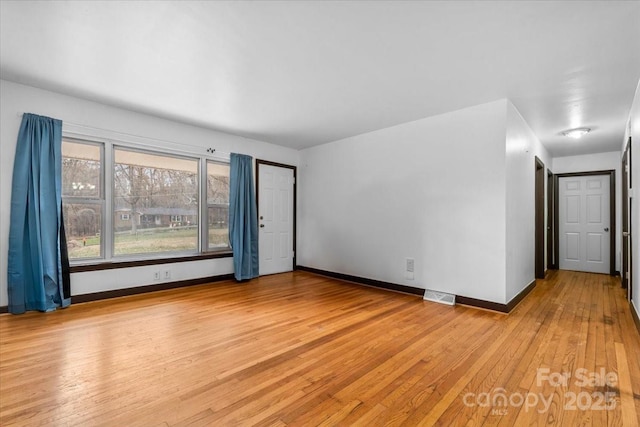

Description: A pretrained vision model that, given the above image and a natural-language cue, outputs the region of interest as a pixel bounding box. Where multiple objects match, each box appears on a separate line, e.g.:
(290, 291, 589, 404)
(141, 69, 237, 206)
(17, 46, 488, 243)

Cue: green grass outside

(68, 228, 229, 259)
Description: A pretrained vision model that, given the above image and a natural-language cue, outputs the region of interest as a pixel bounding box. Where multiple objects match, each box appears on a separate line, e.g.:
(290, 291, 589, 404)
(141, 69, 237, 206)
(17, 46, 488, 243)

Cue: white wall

(623, 79, 640, 322)
(298, 100, 508, 303)
(552, 151, 622, 175)
(0, 80, 299, 307)
(552, 151, 622, 272)
(505, 102, 551, 302)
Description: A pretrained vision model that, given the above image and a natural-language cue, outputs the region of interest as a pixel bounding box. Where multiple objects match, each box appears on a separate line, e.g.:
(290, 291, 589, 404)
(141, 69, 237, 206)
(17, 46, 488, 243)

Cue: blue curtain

(229, 153, 259, 281)
(7, 113, 71, 314)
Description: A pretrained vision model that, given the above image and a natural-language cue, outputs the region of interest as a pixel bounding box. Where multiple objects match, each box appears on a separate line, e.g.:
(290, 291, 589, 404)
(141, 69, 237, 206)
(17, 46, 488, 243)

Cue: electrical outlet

(153, 271, 161, 281)
(406, 258, 414, 272)
(405, 258, 415, 280)
(164, 270, 171, 280)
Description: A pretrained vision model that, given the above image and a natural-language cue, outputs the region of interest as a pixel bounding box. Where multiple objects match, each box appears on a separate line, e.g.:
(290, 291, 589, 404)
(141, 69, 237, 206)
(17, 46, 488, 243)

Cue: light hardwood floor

(1, 270, 639, 426)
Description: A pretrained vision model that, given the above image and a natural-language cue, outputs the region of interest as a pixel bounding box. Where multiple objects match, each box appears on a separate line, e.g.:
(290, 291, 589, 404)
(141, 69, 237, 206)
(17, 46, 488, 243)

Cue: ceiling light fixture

(562, 127, 591, 139)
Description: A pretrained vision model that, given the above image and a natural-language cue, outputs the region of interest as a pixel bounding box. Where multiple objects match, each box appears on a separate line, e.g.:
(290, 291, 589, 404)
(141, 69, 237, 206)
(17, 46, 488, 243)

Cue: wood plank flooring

(1, 270, 639, 426)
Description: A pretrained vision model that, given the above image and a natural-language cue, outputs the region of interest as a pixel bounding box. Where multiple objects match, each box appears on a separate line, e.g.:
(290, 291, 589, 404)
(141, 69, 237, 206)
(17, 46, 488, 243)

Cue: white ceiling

(1, 1, 639, 156)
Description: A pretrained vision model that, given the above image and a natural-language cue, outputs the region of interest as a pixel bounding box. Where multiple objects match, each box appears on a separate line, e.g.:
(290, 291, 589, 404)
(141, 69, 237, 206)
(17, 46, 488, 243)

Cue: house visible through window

(113, 148, 199, 256)
(61, 137, 231, 262)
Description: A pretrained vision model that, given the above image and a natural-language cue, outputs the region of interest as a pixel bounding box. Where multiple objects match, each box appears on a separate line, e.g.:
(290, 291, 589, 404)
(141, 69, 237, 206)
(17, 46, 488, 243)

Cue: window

(62, 137, 231, 263)
(113, 148, 199, 256)
(207, 161, 230, 249)
(62, 139, 103, 259)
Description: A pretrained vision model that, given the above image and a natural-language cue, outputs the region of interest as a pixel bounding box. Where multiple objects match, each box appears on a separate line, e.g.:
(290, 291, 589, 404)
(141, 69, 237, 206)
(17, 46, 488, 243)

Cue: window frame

(62, 133, 232, 268)
(204, 159, 231, 251)
(61, 137, 106, 261)
(112, 144, 201, 258)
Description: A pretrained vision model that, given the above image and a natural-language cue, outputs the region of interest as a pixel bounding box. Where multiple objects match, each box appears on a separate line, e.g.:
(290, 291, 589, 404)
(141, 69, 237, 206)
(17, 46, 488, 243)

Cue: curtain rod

(16, 112, 233, 158)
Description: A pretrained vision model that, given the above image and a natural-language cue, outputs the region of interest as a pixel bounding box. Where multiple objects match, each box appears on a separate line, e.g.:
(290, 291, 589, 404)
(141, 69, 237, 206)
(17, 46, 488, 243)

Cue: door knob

(260, 224, 265, 228)
(604, 227, 609, 232)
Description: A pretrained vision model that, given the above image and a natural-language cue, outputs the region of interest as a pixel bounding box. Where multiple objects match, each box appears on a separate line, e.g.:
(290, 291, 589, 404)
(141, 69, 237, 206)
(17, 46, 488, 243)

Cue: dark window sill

(70, 251, 233, 273)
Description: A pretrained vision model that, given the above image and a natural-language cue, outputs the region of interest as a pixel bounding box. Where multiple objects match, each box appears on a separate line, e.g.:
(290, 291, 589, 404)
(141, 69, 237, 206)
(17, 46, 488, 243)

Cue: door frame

(553, 170, 616, 276)
(622, 137, 633, 300)
(255, 159, 297, 269)
(622, 147, 629, 289)
(535, 157, 545, 279)
(547, 169, 555, 270)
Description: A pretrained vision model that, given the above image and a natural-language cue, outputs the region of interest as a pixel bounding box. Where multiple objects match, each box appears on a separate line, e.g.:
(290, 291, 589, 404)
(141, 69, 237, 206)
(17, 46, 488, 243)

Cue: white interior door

(258, 164, 294, 275)
(559, 175, 610, 274)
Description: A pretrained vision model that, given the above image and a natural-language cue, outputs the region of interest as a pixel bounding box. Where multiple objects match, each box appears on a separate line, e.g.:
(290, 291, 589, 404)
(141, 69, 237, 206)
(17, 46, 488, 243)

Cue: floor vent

(423, 290, 455, 306)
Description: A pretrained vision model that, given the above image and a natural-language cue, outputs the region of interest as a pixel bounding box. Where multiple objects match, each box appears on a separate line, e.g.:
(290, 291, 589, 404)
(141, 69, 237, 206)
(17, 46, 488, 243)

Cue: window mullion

(200, 158, 207, 251)
(104, 141, 114, 260)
